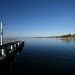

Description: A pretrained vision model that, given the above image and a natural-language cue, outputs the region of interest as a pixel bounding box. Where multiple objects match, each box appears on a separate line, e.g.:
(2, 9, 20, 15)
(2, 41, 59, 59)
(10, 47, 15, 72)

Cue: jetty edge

(0, 40, 24, 60)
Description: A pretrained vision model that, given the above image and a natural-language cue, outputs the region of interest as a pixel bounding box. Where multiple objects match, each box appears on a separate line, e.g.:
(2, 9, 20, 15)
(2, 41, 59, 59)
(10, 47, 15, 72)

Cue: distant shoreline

(33, 34, 75, 39)
(33, 37, 75, 39)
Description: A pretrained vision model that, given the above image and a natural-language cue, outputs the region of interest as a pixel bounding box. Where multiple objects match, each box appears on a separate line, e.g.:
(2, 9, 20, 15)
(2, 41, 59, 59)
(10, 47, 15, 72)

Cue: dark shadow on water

(0, 46, 24, 75)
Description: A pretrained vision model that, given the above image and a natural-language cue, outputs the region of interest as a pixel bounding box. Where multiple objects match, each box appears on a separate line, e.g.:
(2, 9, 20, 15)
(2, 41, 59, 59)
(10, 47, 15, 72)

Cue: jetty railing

(0, 22, 24, 60)
(0, 40, 24, 60)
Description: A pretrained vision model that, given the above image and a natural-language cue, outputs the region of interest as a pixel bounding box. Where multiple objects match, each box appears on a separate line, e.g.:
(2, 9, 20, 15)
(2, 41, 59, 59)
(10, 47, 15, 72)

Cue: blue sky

(0, 0, 75, 37)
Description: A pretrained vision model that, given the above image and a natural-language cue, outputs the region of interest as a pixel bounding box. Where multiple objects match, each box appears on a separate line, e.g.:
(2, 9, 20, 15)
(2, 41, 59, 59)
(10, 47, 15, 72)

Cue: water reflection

(0, 45, 24, 75)
(60, 38, 75, 43)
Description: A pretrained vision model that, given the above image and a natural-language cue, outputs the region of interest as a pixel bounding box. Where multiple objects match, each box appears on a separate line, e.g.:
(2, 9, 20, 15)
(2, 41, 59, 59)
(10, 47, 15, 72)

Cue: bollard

(1, 48, 6, 60)
(11, 45, 13, 50)
(18, 42, 20, 47)
(1, 49, 5, 55)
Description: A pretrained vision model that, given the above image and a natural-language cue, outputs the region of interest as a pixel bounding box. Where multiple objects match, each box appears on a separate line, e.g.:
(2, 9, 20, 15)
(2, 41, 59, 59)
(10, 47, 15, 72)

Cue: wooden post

(11, 45, 13, 50)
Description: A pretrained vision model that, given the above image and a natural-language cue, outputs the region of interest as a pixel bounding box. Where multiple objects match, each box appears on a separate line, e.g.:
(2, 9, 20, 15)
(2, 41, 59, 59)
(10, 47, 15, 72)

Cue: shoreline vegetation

(33, 34, 75, 39)
(58, 34, 75, 39)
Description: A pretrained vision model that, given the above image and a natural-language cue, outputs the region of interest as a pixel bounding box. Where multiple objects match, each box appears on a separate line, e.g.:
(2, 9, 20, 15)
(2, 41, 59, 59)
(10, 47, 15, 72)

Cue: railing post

(11, 45, 13, 50)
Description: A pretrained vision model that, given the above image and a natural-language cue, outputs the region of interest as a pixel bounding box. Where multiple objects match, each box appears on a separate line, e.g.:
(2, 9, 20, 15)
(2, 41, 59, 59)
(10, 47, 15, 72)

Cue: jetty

(0, 22, 24, 60)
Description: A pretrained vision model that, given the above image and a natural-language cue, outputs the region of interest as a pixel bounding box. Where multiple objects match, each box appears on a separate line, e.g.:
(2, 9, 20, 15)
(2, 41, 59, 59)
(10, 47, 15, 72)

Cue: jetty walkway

(0, 22, 24, 60)
(0, 40, 24, 60)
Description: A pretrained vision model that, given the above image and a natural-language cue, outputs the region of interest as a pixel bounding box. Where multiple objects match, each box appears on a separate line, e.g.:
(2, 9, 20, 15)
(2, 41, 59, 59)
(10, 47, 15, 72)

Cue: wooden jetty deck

(0, 22, 24, 60)
(0, 40, 24, 60)
(0, 40, 24, 75)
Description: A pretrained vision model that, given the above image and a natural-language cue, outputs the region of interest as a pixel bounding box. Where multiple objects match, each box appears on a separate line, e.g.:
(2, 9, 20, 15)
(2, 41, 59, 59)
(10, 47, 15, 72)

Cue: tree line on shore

(33, 34, 75, 38)
(61, 34, 75, 38)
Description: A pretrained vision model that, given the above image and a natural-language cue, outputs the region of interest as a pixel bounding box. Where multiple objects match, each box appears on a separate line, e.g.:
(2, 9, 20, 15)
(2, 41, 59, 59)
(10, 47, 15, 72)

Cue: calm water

(1, 38, 75, 75)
